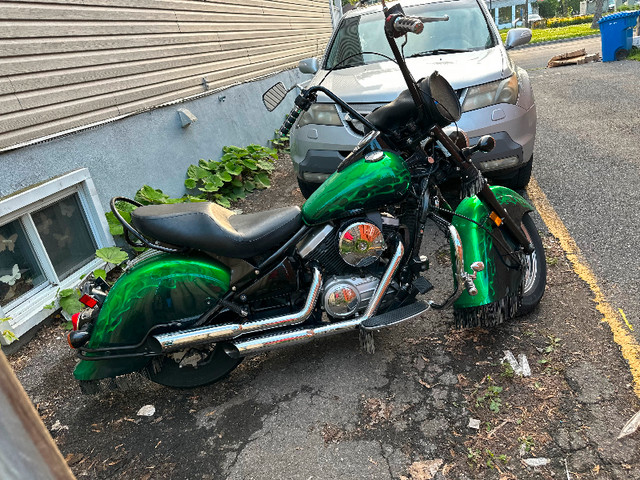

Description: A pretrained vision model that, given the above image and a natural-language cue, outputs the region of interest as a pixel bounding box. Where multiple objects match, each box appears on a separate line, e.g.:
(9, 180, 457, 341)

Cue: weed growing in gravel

(501, 361, 515, 379)
(519, 435, 535, 453)
(475, 376, 504, 413)
(545, 334, 562, 353)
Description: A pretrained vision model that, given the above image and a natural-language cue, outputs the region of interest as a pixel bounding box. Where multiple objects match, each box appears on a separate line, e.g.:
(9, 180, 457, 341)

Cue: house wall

(0, 0, 333, 151)
(0, 1, 335, 343)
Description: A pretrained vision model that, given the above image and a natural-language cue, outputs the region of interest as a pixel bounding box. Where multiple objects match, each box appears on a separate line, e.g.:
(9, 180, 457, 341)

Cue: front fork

(428, 223, 484, 310)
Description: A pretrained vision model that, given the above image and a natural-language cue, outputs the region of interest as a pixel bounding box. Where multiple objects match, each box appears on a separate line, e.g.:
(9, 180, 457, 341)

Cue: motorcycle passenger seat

(130, 202, 302, 259)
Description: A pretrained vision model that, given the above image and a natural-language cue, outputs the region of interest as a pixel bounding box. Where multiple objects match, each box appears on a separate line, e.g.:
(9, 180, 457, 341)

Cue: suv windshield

(325, 0, 495, 70)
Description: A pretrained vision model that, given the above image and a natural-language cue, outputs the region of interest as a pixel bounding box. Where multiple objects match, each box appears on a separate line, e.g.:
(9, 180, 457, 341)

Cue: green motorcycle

(67, 1, 546, 391)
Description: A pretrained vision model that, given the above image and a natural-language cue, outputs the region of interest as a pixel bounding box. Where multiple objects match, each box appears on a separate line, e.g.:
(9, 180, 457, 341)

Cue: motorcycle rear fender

(452, 185, 533, 309)
(73, 252, 230, 381)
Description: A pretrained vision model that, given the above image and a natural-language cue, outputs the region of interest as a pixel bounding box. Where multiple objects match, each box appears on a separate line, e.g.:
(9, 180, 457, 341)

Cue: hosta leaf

(184, 178, 197, 189)
(244, 180, 256, 192)
(254, 173, 271, 188)
(215, 196, 231, 208)
(225, 163, 244, 175)
(233, 187, 246, 199)
(243, 159, 257, 170)
(200, 182, 220, 193)
(218, 170, 232, 182)
(187, 165, 210, 180)
(198, 159, 210, 168)
(256, 160, 275, 171)
(96, 246, 129, 265)
(231, 178, 243, 187)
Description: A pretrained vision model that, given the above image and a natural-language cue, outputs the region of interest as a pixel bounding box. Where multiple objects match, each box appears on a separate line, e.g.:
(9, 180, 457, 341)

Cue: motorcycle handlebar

(278, 106, 302, 138)
(391, 15, 424, 35)
(278, 92, 314, 137)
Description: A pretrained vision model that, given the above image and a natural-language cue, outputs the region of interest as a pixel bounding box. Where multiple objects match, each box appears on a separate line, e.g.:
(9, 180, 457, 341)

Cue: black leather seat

(130, 202, 302, 259)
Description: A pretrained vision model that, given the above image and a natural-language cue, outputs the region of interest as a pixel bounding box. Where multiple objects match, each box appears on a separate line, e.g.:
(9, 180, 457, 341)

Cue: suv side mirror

(298, 58, 319, 74)
(504, 28, 532, 50)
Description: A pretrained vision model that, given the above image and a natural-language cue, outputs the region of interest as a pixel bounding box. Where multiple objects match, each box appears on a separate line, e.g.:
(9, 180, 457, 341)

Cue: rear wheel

(517, 213, 547, 316)
(145, 344, 242, 388)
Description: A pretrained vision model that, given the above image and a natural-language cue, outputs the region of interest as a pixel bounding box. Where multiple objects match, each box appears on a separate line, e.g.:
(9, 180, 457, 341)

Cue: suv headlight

(461, 73, 519, 113)
(297, 104, 342, 127)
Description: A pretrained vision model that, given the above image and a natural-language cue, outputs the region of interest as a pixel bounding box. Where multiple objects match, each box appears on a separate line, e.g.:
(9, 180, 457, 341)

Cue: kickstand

(359, 329, 375, 354)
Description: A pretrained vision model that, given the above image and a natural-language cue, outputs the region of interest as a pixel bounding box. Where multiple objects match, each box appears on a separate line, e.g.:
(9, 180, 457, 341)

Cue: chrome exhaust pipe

(153, 267, 322, 352)
(225, 240, 405, 358)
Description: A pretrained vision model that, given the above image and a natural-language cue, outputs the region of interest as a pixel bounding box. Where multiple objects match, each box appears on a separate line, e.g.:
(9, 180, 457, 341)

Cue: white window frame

(0, 168, 114, 344)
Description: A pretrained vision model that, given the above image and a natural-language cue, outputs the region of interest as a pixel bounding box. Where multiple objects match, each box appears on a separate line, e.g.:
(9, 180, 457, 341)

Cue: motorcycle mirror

(298, 58, 319, 75)
(476, 135, 496, 153)
(262, 82, 288, 112)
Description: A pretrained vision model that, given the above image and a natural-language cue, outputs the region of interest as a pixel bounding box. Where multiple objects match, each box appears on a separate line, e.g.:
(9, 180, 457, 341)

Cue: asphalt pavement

(512, 37, 640, 351)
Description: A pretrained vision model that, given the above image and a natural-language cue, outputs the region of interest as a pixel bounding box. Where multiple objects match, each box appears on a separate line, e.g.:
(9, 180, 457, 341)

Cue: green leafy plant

(93, 246, 129, 281)
(545, 334, 561, 353)
(501, 361, 515, 379)
(185, 145, 276, 208)
(475, 376, 504, 413)
(58, 288, 83, 316)
(519, 435, 535, 453)
(1, 317, 18, 344)
(272, 121, 290, 153)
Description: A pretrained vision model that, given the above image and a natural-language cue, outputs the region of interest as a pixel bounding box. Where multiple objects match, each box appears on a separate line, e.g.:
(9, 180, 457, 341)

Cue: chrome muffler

(224, 240, 405, 358)
(153, 267, 322, 352)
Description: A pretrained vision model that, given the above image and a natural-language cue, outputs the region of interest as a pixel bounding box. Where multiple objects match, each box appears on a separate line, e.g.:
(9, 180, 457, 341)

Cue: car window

(325, 0, 495, 70)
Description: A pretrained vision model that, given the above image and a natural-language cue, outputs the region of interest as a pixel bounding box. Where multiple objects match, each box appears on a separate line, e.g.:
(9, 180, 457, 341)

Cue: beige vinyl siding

(0, 0, 333, 149)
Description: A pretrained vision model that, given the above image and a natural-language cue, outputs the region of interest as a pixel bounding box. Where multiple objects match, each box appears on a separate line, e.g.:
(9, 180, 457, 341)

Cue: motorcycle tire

(516, 213, 547, 316)
(145, 344, 242, 388)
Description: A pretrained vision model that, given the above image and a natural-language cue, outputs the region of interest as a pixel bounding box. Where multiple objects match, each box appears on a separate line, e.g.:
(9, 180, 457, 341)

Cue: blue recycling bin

(599, 11, 640, 62)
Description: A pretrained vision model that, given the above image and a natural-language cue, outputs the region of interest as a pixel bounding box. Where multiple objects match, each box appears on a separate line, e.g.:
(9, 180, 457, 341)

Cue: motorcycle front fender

(452, 185, 533, 309)
(73, 252, 230, 381)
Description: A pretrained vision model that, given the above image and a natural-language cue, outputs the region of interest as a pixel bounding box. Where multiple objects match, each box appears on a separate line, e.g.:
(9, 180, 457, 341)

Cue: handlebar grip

(393, 16, 424, 35)
(278, 106, 302, 137)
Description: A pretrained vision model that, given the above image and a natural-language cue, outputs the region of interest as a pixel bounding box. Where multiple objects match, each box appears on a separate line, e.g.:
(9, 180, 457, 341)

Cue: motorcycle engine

(338, 221, 386, 267)
(323, 276, 379, 318)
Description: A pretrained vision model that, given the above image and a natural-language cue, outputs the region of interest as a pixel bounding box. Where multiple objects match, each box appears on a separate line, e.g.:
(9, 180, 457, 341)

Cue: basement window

(0, 169, 113, 344)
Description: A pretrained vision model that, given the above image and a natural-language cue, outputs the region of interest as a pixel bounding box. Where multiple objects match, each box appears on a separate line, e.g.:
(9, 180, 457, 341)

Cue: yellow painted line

(527, 177, 640, 398)
(620, 309, 634, 332)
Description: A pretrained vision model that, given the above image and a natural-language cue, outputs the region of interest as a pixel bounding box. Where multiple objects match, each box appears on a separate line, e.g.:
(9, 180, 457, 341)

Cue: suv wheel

(297, 178, 319, 199)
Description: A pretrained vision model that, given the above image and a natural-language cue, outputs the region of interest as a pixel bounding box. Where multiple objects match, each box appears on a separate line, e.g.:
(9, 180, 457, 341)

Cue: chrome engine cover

(338, 221, 386, 267)
(323, 276, 379, 318)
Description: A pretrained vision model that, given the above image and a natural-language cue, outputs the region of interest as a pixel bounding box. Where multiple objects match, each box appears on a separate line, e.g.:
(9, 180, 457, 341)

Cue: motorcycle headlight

(297, 104, 343, 128)
(461, 73, 519, 113)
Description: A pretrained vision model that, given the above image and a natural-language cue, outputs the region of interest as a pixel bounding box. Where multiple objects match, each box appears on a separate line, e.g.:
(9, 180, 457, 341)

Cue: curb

(512, 33, 601, 50)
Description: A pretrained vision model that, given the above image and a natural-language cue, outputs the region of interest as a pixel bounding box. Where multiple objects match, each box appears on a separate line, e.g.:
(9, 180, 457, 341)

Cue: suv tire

(499, 156, 533, 190)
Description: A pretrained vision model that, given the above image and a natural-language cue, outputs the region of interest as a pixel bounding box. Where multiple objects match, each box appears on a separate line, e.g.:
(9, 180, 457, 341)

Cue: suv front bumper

(290, 102, 536, 187)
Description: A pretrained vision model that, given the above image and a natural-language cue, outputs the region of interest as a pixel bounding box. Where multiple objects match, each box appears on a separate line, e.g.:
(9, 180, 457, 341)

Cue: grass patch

(500, 23, 598, 44)
(629, 46, 640, 61)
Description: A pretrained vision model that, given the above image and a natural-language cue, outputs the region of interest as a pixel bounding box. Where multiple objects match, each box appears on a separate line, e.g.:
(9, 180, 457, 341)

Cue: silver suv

(290, 0, 535, 197)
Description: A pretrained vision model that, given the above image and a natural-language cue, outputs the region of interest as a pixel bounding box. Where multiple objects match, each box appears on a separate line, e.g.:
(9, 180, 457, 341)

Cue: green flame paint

(302, 151, 410, 225)
(73, 252, 229, 381)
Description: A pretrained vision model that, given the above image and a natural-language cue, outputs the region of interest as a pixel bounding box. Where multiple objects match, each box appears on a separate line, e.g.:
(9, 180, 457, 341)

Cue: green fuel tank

(301, 151, 410, 225)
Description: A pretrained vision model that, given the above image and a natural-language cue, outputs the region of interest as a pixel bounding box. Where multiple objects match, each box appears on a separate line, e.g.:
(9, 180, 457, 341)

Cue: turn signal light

(67, 330, 91, 349)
